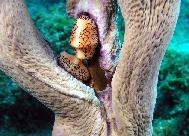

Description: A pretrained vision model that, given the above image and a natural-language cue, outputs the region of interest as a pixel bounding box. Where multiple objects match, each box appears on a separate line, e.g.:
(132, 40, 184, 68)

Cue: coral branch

(112, 0, 180, 135)
(0, 0, 107, 135)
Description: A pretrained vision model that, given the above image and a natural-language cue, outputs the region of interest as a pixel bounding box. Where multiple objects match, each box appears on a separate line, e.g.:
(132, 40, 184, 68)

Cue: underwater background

(0, 0, 188, 135)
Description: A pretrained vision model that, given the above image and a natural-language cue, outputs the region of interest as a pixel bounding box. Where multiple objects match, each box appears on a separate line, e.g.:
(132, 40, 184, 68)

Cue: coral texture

(0, 0, 182, 136)
(112, 0, 180, 135)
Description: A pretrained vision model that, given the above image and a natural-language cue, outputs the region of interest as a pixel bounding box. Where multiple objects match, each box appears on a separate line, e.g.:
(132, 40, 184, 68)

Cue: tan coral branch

(0, 0, 107, 135)
(112, 0, 181, 135)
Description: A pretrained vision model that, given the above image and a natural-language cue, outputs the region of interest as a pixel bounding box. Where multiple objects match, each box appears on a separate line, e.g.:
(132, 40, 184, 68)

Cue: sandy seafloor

(0, 0, 188, 136)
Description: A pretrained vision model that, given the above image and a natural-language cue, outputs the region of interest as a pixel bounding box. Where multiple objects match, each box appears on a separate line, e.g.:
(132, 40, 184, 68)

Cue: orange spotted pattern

(70, 15, 98, 59)
(58, 52, 90, 81)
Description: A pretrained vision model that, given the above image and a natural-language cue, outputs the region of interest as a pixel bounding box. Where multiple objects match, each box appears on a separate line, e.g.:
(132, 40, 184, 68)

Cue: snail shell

(58, 52, 90, 81)
(58, 15, 99, 81)
(70, 15, 98, 60)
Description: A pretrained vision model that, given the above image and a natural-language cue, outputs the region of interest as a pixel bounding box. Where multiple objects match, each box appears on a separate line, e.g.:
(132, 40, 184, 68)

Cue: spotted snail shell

(70, 15, 98, 60)
(58, 52, 90, 81)
(58, 14, 99, 81)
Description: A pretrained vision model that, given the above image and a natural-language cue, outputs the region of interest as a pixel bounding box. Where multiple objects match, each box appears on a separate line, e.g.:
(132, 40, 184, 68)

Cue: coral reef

(152, 0, 189, 135)
(0, 0, 188, 135)
(153, 50, 189, 136)
(26, 0, 75, 54)
(0, 71, 54, 136)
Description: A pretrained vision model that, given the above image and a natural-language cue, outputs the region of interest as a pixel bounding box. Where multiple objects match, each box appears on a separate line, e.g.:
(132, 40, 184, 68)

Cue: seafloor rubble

(0, 0, 188, 135)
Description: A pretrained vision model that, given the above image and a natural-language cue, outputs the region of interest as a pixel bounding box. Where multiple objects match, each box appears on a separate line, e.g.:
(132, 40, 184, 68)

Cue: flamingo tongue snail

(58, 51, 90, 81)
(58, 14, 109, 90)
(70, 14, 99, 60)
